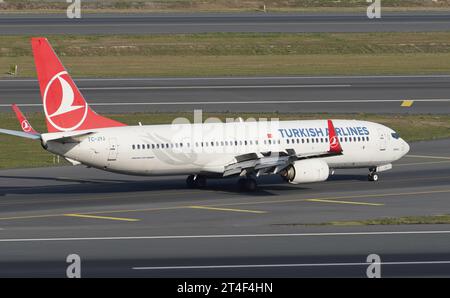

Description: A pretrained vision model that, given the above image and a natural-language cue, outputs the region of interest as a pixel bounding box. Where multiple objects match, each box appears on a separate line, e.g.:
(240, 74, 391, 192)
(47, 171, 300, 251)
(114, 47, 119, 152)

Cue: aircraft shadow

(0, 174, 318, 197)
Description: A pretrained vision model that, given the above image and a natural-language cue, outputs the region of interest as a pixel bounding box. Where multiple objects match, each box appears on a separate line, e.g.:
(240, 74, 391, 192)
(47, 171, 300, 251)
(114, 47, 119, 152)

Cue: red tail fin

(31, 37, 126, 133)
(327, 120, 343, 154)
(12, 104, 39, 135)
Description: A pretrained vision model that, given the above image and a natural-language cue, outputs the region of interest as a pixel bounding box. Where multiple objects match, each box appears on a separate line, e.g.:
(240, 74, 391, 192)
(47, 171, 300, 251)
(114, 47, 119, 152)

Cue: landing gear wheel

(186, 175, 207, 188)
(195, 175, 207, 188)
(186, 175, 195, 188)
(368, 172, 379, 182)
(238, 177, 257, 192)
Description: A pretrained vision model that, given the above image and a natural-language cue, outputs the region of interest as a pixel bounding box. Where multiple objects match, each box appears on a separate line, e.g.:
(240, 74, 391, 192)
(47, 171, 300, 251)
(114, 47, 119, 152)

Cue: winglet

(12, 104, 39, 135)
(327, 119, 343, 154)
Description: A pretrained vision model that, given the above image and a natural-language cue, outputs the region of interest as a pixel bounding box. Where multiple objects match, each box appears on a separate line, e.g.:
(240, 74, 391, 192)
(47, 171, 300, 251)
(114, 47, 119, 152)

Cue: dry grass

(2, 0, 450, 12)
(3, 33, 450, 77)
(3, 53, 450, 78)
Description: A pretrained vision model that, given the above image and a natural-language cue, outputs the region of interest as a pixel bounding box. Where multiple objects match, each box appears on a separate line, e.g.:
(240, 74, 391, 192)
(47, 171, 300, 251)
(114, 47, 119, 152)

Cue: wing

(0, 128, 41, 140)
(223, 119, 343, 177)
(0, 104, 41, 140)
(11, 104, 39, 135)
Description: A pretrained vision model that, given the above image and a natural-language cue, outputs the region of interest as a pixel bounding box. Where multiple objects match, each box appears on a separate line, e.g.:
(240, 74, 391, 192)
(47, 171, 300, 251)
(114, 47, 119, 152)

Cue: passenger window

(132, 145, 135, 150)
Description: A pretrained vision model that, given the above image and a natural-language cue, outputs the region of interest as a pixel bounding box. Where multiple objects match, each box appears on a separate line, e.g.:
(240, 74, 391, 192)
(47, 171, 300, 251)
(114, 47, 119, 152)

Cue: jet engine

(281, 159, 329, 184)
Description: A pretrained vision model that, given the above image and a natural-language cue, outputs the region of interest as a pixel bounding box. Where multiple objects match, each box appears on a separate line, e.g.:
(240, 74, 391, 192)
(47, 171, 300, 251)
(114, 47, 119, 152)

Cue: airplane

(0, 37, 410, 191)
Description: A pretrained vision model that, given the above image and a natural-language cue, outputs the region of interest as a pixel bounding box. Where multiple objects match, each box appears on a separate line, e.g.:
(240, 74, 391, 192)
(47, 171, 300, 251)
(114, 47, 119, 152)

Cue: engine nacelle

(282, 159, 329, 184)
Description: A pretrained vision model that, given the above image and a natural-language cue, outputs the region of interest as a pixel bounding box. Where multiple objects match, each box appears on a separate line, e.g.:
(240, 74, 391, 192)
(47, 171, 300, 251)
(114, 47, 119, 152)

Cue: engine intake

(282, 159, 329, 184)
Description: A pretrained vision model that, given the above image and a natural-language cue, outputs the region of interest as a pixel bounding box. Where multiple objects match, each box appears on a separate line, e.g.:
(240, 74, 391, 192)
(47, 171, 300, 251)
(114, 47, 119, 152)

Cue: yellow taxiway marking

(406, 154, 450, 160)
(64, 214, 140, 222)
(401, 100, 414, 107)
(188, 206, 267, 214)
(306, 199, 384, 206)
(1, 189, 450, 221)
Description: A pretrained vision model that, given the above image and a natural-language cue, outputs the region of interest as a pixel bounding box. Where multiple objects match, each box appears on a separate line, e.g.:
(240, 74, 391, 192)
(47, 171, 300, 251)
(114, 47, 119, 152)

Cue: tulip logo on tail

(43, 71, 88, 131)
(21, 120, 32, 132)
(330, 136, 339, 150)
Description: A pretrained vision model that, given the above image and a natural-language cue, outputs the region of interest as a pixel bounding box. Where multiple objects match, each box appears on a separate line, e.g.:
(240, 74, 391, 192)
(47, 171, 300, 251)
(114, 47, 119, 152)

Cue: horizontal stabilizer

(0, 128, 41, 140)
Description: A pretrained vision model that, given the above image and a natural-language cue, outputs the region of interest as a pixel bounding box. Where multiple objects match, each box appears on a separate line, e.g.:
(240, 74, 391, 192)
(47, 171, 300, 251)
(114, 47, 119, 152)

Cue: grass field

(2, 33, 450, 77)
(0, 112, 449, 169)
(1, 0, 450, 13)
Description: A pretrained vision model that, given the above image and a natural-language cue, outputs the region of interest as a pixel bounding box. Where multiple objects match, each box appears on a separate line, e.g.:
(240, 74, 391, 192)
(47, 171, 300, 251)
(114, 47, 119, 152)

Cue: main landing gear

(186, 174, 207, 188)
(237, 177, 257, 192)
(368, 168, 379, 182)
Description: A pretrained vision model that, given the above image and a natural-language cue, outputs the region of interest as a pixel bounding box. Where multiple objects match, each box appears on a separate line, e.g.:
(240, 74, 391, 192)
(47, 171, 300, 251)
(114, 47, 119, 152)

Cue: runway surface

(0, 138, 449, 277)
(1, 75, 449, 114)
(1, 12, 450, 34)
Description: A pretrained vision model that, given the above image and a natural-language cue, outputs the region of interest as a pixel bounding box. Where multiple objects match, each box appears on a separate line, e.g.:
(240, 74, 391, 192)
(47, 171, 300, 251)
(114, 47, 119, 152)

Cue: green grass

(3, 33, 450, 77)
(0, 112, 449, 169)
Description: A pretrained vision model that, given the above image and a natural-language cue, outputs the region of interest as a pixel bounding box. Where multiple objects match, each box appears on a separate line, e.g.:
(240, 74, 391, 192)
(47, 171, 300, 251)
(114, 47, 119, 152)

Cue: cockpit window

(391, 132, 400, 139)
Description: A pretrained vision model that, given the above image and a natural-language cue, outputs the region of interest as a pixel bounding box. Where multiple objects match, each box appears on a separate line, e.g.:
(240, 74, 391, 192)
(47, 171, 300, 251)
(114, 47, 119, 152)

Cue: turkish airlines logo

(43, 71, 88, 131)
(330, 136, 339, 149)
(21, 120, 32, 132)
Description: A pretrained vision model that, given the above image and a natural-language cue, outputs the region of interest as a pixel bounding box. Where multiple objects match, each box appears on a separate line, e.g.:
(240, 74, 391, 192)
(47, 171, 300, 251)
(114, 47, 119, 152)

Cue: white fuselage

(41, 119, 409, 177)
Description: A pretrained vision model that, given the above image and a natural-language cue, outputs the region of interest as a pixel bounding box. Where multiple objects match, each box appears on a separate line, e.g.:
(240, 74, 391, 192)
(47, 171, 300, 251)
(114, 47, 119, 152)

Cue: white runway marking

(3, 74, 450, 83)
(2, 98, 449, 107)
(406, 154, 450, 160)
(0, 230, 450, 243)
(79, 84, 351, 90)
(133, 260, 450, 270)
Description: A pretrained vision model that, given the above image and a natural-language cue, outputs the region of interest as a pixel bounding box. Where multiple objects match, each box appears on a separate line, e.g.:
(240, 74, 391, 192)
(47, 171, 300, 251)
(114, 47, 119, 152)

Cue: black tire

(238, 178, 257, 192)
(186, 175, 195, 188)
(237, 178, 247, 191)
(195, 175, 207, 188)
(368, 172, 379, 182)
(244, 178, 257, 192)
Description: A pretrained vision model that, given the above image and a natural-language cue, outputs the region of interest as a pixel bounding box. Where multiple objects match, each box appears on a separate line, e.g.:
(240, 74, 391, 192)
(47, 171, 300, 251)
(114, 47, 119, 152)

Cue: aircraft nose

(403, 140, 410, 155)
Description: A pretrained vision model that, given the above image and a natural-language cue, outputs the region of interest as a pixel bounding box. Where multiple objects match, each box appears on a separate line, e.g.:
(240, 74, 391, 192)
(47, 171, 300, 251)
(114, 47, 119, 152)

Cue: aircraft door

(378, 129, 387, 151)
(108, 137, 118, 161)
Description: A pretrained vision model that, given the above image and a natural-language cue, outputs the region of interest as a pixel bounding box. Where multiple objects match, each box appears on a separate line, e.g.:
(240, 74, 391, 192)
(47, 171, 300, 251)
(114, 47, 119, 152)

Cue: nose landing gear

(368, 168, 379, 182)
